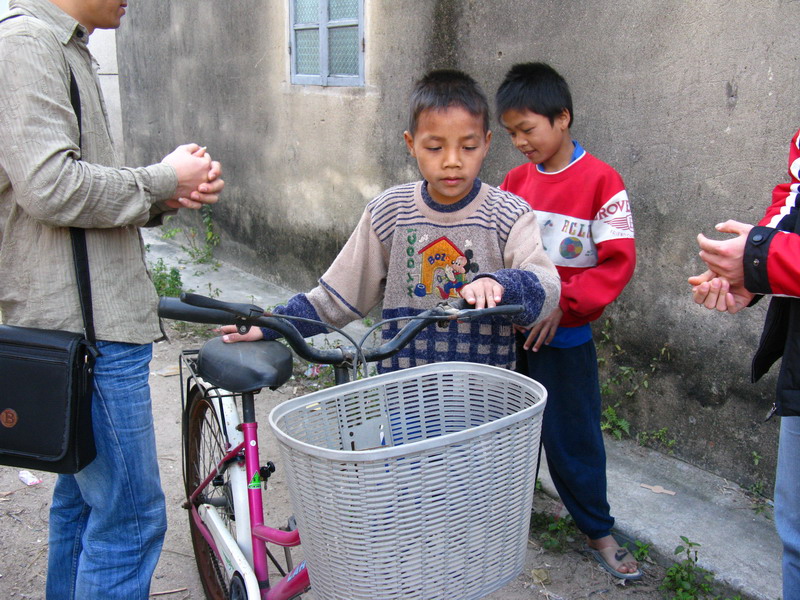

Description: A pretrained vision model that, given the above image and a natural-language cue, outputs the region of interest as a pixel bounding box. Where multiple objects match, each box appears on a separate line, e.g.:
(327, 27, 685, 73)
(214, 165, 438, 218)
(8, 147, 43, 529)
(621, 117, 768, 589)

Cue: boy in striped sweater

(221, 70, 560, 373)
(497, 63, 638, 580)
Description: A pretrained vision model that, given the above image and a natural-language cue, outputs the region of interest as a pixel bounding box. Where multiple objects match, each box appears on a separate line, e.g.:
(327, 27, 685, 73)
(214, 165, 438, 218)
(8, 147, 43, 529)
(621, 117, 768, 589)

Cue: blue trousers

(777, 416, 800, 600)
(516, 335, 615, 539)
(46, 342, 167, 600)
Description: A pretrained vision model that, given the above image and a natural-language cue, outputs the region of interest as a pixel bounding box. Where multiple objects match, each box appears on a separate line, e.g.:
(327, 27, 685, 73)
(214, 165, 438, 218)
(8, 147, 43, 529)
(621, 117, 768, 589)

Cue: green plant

(744, 482, 773, 518)
(601, 403, 630, 439)
(160, 205, 220, 266)
(529, 513, 579, 552)
(629, 540, 652, 562)
(751, 451, 762, 467)
(637, 427, 677, 454)
(293, 359, 337, 390)
(149, 258, 184, 297)
(660, 537, 716, 599)
(597, 317, 671, 400)
(205, 282, 222, 298)
(660, 537, 743, 600)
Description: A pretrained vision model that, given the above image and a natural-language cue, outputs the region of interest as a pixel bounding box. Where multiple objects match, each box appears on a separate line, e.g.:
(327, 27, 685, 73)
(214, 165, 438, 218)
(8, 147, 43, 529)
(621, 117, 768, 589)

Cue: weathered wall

(116, 0, 800, 493)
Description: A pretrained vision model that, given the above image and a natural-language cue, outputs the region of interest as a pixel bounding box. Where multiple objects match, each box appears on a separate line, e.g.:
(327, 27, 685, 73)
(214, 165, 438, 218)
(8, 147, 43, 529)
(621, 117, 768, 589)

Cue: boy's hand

(218, 324, 265, 343)
(518, 306, 562, 352)
(460, 278, 504, 309)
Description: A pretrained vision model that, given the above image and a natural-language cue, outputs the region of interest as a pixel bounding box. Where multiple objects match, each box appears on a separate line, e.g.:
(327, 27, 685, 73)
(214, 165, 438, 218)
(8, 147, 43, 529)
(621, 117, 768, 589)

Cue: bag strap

(66, 70, 95, 343)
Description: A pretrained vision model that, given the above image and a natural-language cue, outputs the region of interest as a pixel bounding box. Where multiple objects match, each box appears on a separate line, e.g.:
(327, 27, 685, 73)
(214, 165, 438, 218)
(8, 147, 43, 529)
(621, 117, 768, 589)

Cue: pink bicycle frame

(189, 420, 310, 599)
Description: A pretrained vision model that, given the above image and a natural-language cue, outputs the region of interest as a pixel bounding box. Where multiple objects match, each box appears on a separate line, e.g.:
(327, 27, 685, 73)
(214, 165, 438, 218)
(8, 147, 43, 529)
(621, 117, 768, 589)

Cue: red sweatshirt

(501, 149, 636, 327)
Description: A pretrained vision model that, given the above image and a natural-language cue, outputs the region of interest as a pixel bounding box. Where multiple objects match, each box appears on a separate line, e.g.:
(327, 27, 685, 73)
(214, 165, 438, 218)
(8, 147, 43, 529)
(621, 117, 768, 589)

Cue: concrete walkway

(542, 443, 781, 599)
(144, 229, 783, 600)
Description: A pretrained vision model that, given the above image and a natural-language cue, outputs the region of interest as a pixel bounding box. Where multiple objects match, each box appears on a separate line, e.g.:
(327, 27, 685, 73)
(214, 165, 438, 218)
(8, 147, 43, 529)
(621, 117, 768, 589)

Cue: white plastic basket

(268, 362, 547, 600)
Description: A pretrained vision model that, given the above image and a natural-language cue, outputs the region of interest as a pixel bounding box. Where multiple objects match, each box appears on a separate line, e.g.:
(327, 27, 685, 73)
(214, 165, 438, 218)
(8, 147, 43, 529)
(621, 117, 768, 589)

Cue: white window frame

(289, 0, 365, 87)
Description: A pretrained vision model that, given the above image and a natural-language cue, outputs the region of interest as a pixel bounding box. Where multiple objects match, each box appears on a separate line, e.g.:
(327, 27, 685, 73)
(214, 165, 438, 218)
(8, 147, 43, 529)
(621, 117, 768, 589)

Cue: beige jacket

(0, 0, 177, 342)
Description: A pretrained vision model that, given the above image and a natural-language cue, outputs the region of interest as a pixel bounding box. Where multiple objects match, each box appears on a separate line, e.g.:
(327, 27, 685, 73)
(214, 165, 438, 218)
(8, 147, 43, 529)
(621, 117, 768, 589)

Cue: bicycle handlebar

(158, 293, 523, 366)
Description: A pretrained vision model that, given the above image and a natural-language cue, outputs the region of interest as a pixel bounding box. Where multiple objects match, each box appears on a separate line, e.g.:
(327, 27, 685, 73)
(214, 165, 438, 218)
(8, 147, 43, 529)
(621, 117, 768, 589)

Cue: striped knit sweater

(263, 179, 560, 372)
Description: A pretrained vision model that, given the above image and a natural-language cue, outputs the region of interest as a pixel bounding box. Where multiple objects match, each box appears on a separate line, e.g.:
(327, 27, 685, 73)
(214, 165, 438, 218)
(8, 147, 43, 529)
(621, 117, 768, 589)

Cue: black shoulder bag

(0, 68, 98, 474)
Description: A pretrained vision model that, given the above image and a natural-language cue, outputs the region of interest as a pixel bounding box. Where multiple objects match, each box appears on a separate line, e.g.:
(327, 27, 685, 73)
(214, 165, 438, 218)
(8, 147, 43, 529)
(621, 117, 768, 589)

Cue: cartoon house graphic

(417, 236, 464, 297)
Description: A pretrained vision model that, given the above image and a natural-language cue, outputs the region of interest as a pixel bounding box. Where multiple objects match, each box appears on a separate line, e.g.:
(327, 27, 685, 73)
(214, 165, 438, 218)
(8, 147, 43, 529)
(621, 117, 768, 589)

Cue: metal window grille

(290, 0, 364, 86)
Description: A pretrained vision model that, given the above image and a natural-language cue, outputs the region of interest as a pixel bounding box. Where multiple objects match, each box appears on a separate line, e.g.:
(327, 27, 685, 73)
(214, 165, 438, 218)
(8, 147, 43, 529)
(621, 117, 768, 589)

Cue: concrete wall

(116, 0, 800, 493)
(88, 29, 123, 148)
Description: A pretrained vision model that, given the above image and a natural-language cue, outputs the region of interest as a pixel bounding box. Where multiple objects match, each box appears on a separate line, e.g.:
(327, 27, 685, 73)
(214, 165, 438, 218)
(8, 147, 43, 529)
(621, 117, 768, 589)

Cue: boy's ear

(403, 131, 416, 156)
(482, 129, 492, 156)
(556, 109, 570, 130)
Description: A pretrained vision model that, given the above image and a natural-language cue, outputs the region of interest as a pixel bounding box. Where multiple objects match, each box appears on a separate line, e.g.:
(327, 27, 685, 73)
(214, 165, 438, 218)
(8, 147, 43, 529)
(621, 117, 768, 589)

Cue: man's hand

(162, 144, 224, 209)
(459, 277, 504, 309)
(517, 306, 562, 352)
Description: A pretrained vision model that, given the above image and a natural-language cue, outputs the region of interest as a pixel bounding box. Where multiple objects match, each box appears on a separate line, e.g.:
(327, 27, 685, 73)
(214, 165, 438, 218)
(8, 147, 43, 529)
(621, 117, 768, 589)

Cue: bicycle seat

(196, 337, 293, 393)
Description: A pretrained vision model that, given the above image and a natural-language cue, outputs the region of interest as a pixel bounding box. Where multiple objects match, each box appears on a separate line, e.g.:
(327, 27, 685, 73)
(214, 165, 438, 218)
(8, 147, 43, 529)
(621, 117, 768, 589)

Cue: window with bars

(290, 0, 364, 86)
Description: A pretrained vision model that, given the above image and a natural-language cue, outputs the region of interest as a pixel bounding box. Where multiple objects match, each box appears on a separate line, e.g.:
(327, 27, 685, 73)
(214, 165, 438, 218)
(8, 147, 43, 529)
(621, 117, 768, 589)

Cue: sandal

(582, 545, 643, 580)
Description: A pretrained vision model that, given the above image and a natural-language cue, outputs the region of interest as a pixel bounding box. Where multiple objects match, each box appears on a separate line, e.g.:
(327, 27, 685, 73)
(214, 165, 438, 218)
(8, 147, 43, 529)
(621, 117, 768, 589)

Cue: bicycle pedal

(259, 461, 276, 481)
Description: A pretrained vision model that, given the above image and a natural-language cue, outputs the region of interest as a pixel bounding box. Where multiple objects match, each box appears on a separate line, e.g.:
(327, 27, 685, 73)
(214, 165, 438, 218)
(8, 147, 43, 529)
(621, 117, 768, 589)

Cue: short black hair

(496, 62, 573, 128)
(408, 69, 490, 135)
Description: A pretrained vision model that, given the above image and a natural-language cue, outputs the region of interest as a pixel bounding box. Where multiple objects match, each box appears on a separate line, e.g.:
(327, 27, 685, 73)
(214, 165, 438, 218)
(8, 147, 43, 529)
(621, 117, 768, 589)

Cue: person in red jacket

(690, 128, 800, 600)
(496, 63, 638, 580)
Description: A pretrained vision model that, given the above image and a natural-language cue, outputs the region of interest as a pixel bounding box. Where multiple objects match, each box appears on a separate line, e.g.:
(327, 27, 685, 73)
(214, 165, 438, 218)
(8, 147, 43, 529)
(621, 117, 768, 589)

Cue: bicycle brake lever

(435, 301, 461, 328)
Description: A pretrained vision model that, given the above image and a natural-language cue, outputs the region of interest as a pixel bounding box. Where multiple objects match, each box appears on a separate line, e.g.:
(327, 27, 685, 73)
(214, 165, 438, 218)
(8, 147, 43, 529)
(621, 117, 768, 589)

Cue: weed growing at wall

(149, 257, 185, 297)
(637, 427, 677, 455)
(630, 540, 653, 562)
(660, 536, 742, 600)
(161, 204, 220, 267)
(597, 317, 671, 441)
(529, 512, 579, 552)
(600, 403, 630, 440)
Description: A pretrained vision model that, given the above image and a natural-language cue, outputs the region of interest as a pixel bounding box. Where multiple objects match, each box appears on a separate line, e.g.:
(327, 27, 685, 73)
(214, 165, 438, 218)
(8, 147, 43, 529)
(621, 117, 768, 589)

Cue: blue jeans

(516, 336, 614, 540)
(777, 416, 800, 600)
(46, 342, 167, 600)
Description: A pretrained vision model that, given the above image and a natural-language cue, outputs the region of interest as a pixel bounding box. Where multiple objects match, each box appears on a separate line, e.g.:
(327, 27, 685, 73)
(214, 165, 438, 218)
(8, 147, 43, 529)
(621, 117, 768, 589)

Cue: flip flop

(582, 545, 643, 581)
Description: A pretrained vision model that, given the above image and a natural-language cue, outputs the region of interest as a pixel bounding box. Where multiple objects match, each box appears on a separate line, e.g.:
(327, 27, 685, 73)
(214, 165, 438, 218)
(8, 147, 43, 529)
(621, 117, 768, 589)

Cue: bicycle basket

(268, 362, 547, 600)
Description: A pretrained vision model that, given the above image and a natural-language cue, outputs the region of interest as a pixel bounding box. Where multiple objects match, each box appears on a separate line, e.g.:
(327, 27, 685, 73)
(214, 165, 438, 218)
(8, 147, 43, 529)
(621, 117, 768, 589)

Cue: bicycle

(158, 292, 547, 600)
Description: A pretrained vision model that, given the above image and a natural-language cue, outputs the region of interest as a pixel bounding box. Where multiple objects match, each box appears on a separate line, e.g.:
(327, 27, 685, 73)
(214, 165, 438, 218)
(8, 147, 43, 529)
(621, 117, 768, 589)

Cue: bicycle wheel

(184, 386, 237, 600)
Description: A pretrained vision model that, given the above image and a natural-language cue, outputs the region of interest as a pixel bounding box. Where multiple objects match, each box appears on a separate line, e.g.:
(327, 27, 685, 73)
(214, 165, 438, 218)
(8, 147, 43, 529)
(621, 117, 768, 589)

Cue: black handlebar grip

(158, 297, 238, 325)
(180, 292, 264, 319)
(452, 303, 524, 321)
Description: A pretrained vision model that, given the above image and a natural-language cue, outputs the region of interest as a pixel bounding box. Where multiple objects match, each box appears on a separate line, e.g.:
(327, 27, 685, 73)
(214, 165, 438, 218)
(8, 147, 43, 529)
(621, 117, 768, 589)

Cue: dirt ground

(0, 324, 668, 600)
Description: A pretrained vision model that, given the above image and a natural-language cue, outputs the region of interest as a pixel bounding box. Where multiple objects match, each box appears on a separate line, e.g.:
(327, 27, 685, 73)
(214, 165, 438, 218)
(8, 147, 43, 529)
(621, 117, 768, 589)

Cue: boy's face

(500, 108, 573, 172)
(404, 107, 491, 205)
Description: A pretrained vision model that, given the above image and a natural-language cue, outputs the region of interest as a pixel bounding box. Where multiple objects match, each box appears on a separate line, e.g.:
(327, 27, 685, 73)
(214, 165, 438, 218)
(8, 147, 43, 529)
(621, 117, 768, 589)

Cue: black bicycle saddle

(196, 337, 293, 393)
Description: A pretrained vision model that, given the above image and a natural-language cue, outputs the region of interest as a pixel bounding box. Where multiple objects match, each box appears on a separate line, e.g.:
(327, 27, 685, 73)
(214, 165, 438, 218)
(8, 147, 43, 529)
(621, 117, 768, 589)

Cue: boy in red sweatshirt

(497, 62, 638, 579)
